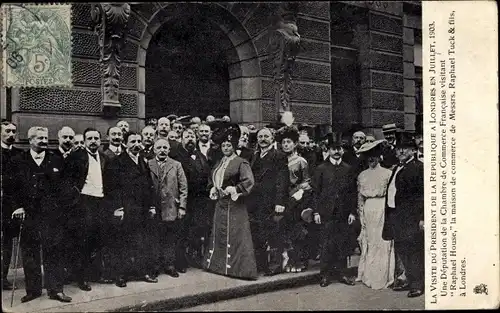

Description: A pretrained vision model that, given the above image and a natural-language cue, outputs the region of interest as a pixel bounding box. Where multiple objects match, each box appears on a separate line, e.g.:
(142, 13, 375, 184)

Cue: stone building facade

(1, 1, 422, 142)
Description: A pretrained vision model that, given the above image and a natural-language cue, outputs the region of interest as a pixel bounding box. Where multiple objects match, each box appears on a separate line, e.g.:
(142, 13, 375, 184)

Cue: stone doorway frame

(135, 3, 262, 125)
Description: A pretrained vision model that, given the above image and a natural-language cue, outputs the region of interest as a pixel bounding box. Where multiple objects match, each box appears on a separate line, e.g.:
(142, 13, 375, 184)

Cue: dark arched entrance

(145, 13, 230, 119)
(138, 3, 262, 122)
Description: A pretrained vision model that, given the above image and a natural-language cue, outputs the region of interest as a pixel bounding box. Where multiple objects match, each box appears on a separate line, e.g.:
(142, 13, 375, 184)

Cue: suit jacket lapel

(162, 159, 175, 182)
(149, 158, 160, 179)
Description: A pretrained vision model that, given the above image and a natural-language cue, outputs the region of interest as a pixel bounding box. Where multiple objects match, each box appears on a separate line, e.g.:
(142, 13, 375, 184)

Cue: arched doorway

(137, 3, 262, 122)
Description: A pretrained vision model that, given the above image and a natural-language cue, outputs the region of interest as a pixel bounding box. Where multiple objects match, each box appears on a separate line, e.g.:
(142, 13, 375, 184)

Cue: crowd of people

(1, 112, 424, 304)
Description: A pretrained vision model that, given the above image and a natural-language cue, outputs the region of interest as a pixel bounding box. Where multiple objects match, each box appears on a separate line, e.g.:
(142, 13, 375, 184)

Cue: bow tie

(33, 154, 44, 160)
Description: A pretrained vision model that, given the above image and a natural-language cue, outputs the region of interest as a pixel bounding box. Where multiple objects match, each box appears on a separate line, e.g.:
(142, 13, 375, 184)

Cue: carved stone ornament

(268, 2, 301, 115)
(91, 3, 131, 110)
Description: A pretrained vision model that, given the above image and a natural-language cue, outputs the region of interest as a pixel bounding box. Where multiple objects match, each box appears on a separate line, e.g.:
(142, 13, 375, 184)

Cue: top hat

(326, 133, 343, 149)
(315, 124, 333, 142)
(395, 131, 417, 148)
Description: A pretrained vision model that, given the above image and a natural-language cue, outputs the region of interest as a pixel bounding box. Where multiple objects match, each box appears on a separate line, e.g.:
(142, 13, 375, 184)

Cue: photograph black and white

(1, 1, 425, 311)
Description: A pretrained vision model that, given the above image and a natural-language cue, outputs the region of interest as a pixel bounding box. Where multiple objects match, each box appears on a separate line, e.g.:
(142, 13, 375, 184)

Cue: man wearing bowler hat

(310, 134, 358, 287)
(383, 131, 424, 298)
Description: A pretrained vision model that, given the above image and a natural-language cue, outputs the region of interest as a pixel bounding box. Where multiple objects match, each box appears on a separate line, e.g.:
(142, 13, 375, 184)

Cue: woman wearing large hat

(355, 139, 395, 289)
(204, 122, 258, 280)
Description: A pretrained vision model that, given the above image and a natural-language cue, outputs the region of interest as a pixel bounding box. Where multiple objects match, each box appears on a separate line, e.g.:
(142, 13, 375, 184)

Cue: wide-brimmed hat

(357, 139, 387, 155)
(382, 123, 397, 134)
(276, 125, 300, 143)
(211, 122, 241, 147)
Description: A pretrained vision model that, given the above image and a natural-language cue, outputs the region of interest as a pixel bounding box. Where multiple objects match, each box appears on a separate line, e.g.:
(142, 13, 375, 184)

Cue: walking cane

(10, 217, 24, 307)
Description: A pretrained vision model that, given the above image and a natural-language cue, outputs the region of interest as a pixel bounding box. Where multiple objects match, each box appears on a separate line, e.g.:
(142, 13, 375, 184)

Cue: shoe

(49, 292, 72, 303)
(98, 278, 114, 284)
(144, 275, 158, 283)
(78, 281, 92, 291)
(115, 277, 127, 288)
(320, 276, 330, 287)
(165, 267, 179, 278)
(393, 280, 410, 291)
(339, 275, 356, 286)
(176, 267, 187, 274)
(21, 293, 42, 303)
(3, 279, 17, 290)
(408, 289, 424, 298)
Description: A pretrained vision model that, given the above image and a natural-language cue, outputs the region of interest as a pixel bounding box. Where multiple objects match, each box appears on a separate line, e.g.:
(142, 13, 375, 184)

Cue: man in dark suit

(100, 126, 125, 160)
(236, 125, 254, 161)
(10, 126, 71, 303)
(383, 133, 424, 298)
(103, 131, 158, 287)
(247, 127, 289, 276)
(342, 131, 366, 171)
(310, 136, 358, 287)
(381, 123, 399, 169)
(52, 126, 75, 160)
(62, 128, 111, 290)
(140, 125, 156, 163)
(169, 128, 211, 271)
(1, 120, 24, 290)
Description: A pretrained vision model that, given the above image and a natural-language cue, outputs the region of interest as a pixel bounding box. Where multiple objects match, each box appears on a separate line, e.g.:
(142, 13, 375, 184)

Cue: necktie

(89, 153, 98, 161)
(34, 154, 43, 160)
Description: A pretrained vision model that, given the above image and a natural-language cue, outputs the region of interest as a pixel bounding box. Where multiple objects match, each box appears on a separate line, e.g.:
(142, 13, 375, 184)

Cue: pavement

(2, 262, 325, 312)
(176, 281, 425, 311)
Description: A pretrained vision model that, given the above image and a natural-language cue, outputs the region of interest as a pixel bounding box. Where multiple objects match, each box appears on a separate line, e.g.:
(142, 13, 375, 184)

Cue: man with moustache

(104, 132, 158, 287)
(1, 120, 24, 290)
(296, 132, 319, 176)
(116, 120, 130, 138)
(236, 125, 254, 161)
(381, 124, 399, 169)
(62, 128, 110, 290)
(197, 123, 212, 159)
(140, 126, 156, 162)
(383, 133, 424, 298)
(343, 131, 366, 169)
(169, 128, 211, 271)
(172, 121, 184, 138)
(101, 126, 125, 159)
(73, 134, 85, 151)
(247, 127, 289, 276)
(53, 126, 76, 159)
(310, 135, 358, 288)
(10, 127, 71, 303)
(148, 139, 188, 277)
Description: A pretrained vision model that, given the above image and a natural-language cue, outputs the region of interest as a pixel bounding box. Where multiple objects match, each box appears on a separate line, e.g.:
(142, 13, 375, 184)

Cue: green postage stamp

(2, 4, 72, 87)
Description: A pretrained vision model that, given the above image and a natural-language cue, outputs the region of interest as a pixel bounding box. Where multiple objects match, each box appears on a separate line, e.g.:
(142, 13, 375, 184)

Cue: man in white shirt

(54, 126, 75, 159)
(63, 128, 110, 291)
(101, 126, 124, 159)
(197, 123, 211, 158)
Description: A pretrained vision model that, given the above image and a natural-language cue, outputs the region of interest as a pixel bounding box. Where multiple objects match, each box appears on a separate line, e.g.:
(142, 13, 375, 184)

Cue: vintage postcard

(1, 4, 72, 87)
(0, 1, 498, 312)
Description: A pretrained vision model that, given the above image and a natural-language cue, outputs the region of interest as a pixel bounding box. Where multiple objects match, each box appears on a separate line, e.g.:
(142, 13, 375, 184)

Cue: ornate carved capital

(91, 3, 131, 112)
(268, 2, 301, 115)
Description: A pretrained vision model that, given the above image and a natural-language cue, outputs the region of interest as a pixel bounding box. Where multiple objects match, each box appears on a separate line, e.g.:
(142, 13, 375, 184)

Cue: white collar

(30, 149, 46, 159)
(222, 153, 237, 163)
(199, 141, 210, 147)
(260, 144, 274, 156)
(59, 146, 71, 155)
(127, 151, 139, 163)
(329, 157, 342, 166)
(109, 144, 121, 153)
(1, 142, 12, 150)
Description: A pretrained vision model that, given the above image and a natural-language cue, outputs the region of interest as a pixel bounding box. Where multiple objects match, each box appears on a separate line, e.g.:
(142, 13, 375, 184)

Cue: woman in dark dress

(204, 123, 258, 280)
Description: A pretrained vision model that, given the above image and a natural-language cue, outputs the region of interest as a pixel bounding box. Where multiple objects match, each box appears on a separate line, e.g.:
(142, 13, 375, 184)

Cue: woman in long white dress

(356, 140, 395, 289)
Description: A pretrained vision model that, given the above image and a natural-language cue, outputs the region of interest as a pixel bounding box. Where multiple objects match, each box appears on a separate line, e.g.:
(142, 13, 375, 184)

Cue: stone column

(268, 2, 301, 119)
(91, 3, 131, 115)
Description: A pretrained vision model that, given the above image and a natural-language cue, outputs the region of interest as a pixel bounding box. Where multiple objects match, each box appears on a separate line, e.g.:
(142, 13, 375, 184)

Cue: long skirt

(204, 197, 257, 280)
(356, 197, 395, 289)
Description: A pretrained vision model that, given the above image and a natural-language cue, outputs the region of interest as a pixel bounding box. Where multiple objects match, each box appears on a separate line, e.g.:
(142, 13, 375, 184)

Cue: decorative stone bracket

(268, 2, 301, 117)
(91, 3, 131, 115)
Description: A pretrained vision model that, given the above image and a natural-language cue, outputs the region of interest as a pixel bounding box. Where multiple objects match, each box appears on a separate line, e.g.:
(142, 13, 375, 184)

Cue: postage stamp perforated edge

(1, 3, 73, 88)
